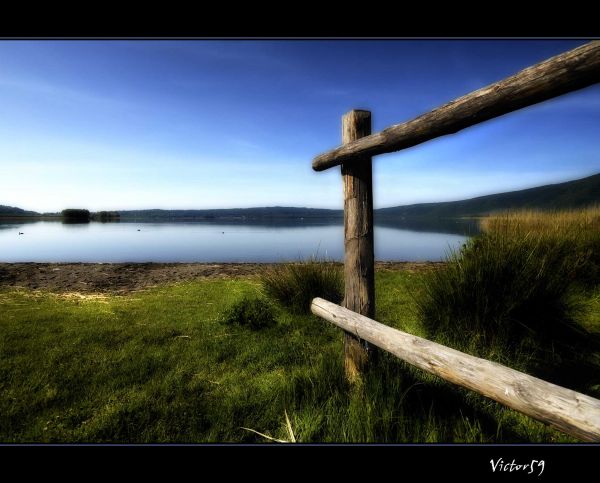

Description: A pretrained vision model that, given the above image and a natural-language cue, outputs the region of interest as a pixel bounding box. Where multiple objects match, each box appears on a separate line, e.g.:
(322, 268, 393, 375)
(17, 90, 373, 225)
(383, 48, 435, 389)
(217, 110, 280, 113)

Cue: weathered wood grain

(313, 41, 600, 171)
(341, 110, 376, 382)
(311, 297, 600, 442)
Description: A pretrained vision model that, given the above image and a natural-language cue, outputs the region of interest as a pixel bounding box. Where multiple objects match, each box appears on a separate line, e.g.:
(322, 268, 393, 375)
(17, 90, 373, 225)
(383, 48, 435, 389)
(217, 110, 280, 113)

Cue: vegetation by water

(91, 211, 121, 222)
(417, 207, 600, 394)
(61, 209, 91, 223)
(481, 206, 600, 285)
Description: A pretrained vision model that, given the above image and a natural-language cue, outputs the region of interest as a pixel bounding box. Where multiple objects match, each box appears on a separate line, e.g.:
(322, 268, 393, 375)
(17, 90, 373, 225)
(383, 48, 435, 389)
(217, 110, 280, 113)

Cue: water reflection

(0, 220, 474, 263)
(374, 216, 480, 236)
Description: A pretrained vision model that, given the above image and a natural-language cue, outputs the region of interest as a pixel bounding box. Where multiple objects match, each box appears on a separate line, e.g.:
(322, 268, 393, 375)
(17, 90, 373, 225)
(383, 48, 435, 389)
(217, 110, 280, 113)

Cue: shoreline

(0, 261, 443, 294)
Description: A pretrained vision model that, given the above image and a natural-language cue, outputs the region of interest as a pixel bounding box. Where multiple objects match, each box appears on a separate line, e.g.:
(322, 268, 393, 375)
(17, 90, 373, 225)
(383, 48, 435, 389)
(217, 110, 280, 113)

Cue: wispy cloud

(0, 77, 129, 112)
(183, 43, 294, 70)
(225, 137, 264, 151)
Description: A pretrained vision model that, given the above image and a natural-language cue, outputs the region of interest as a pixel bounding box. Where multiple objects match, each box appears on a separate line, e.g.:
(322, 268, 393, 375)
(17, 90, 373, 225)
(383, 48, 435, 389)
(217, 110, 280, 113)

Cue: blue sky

(0, 40, 598, 212)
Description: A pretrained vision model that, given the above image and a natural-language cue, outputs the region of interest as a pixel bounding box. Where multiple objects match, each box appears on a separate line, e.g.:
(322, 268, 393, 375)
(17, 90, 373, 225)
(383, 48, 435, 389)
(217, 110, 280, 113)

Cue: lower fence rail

(311, 297, 600, 442)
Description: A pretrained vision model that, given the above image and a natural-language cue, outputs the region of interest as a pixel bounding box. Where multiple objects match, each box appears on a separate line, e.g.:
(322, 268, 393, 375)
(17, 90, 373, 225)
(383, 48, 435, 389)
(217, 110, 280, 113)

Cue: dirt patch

(0, 261, 444, 294)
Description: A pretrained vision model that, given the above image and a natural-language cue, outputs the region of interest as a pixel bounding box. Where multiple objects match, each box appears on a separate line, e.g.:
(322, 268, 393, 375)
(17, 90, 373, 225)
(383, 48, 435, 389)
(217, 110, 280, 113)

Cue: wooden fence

(309, 40, 600, 441)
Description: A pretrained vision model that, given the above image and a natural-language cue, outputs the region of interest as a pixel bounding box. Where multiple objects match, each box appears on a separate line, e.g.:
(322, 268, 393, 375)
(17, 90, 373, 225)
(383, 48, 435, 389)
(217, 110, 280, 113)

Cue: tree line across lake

(62, 209, 120, 223)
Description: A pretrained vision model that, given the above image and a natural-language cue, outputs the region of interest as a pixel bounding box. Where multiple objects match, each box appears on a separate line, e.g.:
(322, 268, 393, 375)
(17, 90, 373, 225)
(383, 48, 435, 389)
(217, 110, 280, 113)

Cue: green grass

(1, 271, 598, 443)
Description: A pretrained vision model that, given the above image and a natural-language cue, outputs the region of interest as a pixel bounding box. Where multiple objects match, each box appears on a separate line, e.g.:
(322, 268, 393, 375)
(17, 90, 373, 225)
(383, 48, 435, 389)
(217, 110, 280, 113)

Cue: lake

(0, 220, 478, 263)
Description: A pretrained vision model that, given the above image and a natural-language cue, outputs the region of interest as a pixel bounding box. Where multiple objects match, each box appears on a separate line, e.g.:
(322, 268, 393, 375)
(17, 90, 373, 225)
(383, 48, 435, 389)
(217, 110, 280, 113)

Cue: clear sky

(0, 39, 598, 212)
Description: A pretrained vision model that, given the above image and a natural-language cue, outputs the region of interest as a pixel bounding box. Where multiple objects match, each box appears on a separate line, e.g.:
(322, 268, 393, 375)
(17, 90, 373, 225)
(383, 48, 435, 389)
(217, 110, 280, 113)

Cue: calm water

(0, 221, 473, 263)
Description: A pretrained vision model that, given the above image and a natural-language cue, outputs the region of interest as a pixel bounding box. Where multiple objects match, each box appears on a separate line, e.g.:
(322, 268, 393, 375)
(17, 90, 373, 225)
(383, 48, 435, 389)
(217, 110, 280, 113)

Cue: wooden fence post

(341, 109, 375, 383)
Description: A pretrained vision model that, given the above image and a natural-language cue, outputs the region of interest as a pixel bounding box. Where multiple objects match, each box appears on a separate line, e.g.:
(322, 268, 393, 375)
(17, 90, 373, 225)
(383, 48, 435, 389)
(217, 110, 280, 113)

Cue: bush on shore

(417, 208, 599, 383)
(260, 257, 343, 314)
(480, 206, 600, 286)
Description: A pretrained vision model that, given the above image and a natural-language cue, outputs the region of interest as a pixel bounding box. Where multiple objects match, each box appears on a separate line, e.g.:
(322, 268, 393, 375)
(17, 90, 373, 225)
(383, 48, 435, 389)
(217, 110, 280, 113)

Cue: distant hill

(2, 172, 598, 222)
(119, 172, 599, 221)
(377, 172, 600, 219)
(0, 205, 40, 217)
(117, 206, 344, 221)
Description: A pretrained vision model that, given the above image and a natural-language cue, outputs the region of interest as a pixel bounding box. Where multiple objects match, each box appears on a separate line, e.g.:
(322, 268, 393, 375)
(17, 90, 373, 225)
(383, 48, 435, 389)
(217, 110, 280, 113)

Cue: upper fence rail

(312, 41, 600, 171)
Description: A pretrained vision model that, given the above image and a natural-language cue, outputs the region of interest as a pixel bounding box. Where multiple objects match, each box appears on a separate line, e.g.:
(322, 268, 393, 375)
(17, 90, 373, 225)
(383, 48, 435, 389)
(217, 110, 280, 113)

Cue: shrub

(220, 296, 277, 330)
(417, 231, 591, 356)
(261, 257, 343, 314)
(480, 207, 600, 286)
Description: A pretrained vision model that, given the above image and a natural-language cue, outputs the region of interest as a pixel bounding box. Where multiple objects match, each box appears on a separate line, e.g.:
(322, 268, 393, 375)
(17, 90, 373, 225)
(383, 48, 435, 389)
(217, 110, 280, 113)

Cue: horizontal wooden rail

(311, 297, 600, 442)
(313, 41, 600, 171)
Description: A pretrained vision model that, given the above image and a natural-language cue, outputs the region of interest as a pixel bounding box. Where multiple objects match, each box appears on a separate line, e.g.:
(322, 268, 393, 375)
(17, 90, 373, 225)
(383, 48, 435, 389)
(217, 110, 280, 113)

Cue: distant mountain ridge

(0, 205, 42, 217)
(117, 206, 343, 221)
(377, 172, 600, 219)
(1, 172, 598, 221)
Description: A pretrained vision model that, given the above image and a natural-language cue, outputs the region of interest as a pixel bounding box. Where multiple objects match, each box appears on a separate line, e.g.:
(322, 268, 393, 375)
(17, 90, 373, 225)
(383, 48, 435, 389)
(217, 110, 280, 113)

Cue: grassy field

(1, 268, 598, 443)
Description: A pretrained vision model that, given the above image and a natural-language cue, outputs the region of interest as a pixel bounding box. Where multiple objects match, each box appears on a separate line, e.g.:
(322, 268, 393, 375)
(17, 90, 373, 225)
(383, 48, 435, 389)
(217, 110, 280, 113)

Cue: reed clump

(417, 207, 600, 379)
(260, 257, 343, 314)
(480, 206, 599, 286)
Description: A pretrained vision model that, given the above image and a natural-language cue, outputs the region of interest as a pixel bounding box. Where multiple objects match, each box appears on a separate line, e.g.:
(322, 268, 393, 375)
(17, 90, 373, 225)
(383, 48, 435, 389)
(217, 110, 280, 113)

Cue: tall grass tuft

(260, 257, 343, 314)
(480, 206, 600, 286)
(417, 207, 600, 382)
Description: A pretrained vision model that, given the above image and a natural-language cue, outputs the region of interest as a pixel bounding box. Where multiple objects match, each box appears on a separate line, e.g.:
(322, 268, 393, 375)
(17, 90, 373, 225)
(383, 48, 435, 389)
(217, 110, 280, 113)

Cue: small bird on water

(18, 232, 24, 235)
